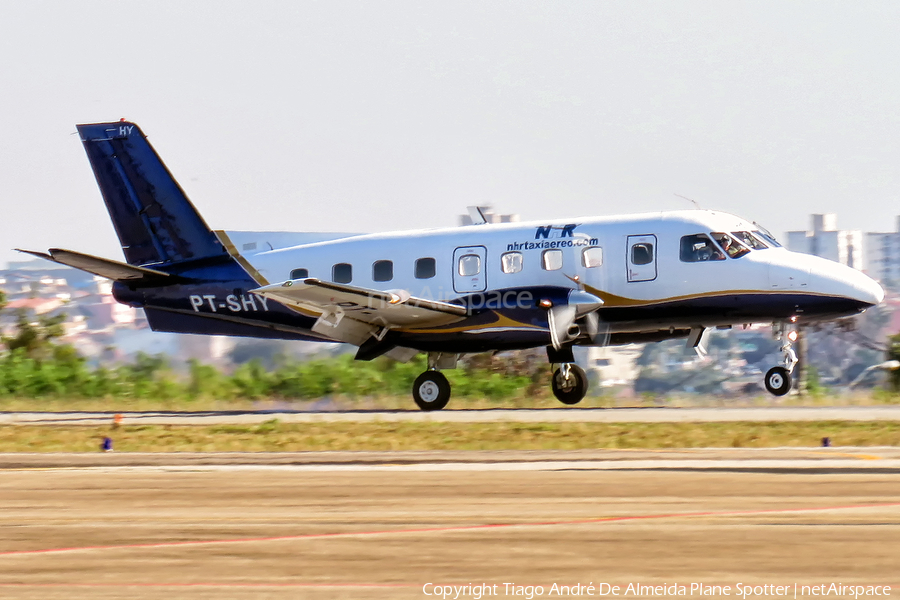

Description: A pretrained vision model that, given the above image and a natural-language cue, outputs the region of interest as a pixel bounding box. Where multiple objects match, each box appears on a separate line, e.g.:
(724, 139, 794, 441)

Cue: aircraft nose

(860, 274, 885, 306)
(816, 261, 884, 307)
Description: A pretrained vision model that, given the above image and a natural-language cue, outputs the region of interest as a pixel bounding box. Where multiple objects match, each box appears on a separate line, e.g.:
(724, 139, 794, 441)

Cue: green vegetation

(0, 296, 554, 403)
(3, 421, 900, 452)
(0, 344, 551, 404)
(888, 333, 900, 392)
(2, 287, 900, 409)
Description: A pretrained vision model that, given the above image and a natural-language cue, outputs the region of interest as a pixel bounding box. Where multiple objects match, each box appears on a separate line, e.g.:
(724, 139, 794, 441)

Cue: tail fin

(76, 121, 226, 267)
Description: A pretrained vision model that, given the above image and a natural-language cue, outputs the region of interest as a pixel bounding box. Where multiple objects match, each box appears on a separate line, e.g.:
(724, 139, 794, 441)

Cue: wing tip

(14, 248, 53, 260)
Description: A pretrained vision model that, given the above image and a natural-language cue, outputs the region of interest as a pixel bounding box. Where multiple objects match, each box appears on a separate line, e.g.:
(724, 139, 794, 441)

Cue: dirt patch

(0, 465, 896, 599)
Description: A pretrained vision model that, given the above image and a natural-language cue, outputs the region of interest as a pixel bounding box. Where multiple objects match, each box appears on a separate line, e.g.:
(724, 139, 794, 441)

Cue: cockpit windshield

(752, 223, 783, 248)
(711, 232, 751, 258)
(732, 231, 768, 250)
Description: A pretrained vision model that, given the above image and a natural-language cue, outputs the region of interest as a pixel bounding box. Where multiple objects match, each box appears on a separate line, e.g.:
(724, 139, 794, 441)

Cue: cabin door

(452, 246, 487, 293)
(626, 235, 657, 282)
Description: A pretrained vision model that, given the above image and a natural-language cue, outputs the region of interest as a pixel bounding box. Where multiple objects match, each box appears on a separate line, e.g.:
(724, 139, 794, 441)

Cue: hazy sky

(2, 1, 900, 267)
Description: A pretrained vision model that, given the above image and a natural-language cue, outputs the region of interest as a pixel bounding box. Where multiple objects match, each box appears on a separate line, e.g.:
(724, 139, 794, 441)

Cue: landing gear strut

(764, 322, 799, 396)
(552, 363, 588, 405)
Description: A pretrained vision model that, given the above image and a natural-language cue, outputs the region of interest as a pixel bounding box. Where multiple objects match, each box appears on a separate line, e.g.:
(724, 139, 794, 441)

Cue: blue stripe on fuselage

(116, 272, 871, 352)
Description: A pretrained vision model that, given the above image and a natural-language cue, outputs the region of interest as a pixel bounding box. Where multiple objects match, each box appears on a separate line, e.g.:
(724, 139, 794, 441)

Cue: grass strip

(1, 394, 898, 412)
(1, 421, 899, 452)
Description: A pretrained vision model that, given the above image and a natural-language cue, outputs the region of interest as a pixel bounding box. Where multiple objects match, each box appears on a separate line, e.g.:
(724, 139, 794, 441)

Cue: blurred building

(865, 216, 900, 289)
(786, 214, 864, 270)
(459, 206, 520, 226)
(586, 345, 641, 388)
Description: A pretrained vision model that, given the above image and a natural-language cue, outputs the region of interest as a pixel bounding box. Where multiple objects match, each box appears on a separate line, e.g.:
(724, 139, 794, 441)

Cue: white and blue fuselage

(24, 121, 885, 408)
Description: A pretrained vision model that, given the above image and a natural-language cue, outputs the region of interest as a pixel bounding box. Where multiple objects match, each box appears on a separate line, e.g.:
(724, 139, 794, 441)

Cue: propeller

(547, 289, 608, 350)
(548, 304, 577, 350)
(582, 311, 611, 347)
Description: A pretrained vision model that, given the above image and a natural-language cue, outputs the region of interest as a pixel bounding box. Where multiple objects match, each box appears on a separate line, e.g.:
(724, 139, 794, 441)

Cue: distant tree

(229, 339, 293, 370)
(1, 309, 67, 360)
(887, 333, 900, 392)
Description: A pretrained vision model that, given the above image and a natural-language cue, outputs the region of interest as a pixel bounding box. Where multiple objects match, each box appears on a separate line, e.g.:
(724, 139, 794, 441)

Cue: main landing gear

(764, 322, 799, 396)
(547, 346, 589, 405)
(410, 350, 591, 411)
(412, 371, 451, 411)
(412, 353, 458, 411)
(552, 363, 588, 405)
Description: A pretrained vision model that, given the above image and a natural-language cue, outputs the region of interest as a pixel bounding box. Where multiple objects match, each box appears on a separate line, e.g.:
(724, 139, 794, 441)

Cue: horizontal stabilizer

(16, 248, 180, 285)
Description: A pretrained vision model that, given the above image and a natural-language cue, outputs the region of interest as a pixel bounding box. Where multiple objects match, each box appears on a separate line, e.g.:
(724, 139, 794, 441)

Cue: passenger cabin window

(631, 243, 653, 266)
(711, 232, 750, 259)
(458, 254, 481, 277)
(501, 251, 523, 274)
(373, 260, 393, 282)
(732, 231, 768, 250)
(415, 257, 436, 279)
(680, 234, 724, 262)
(542, 249, 563, 271)
(582, 247, 603, 268)
(332, 263, 352, 283)
(290, 268, 309, 280)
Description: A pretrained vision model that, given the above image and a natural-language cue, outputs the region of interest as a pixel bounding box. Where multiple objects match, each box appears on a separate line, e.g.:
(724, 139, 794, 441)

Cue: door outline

(452, 246, 488, 293)
(626, 234, 658, 282)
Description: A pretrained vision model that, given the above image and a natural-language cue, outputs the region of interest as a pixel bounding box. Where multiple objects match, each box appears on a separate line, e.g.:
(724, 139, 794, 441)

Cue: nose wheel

(551, 363, 588, 405)
(412, 370, 451, 411)
(764, 366, 792, 396)
(763, 322, 799, 396)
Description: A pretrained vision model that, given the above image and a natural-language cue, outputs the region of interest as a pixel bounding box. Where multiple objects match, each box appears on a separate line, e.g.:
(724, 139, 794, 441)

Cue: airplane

(19, 120, 884, 410)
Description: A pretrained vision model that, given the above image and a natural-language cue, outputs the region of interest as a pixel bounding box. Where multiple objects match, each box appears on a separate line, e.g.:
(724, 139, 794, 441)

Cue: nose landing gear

(764, 323, 799, 396)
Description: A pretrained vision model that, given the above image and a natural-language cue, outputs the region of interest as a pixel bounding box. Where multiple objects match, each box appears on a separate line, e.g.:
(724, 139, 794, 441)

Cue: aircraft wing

(251, 278, 468, 328)
(16, 248, 181, 285)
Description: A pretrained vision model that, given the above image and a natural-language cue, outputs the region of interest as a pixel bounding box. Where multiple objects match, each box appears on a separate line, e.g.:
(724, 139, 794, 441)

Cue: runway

(0, 450, 896, 599)
(0, 447, 899, 471)
(3, 405, 900, 425)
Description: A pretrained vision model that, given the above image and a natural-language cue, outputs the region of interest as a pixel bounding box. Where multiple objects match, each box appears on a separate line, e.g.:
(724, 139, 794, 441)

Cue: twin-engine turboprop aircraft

(20, 121, 884, 410)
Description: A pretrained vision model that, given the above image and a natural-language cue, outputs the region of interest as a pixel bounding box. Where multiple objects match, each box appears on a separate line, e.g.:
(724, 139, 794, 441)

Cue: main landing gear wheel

(764, 366, 792, 396)
(412, 371, 451, 411)
(552, 364, 588, 405)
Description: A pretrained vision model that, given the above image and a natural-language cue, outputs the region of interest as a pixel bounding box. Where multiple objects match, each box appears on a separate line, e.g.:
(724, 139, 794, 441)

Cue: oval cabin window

(332, 263, 352, 283)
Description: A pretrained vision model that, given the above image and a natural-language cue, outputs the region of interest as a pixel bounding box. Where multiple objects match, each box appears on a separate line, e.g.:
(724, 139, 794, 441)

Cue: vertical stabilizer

(76, 121, 226, 266)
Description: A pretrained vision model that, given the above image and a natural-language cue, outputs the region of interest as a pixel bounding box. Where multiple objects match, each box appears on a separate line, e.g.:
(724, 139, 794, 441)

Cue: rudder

(76, 121, 226, 266)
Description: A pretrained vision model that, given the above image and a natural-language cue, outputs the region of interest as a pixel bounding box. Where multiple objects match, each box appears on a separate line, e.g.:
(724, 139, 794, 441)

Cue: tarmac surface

(0, 449, 896, 599)
(3, 406, 900, 425)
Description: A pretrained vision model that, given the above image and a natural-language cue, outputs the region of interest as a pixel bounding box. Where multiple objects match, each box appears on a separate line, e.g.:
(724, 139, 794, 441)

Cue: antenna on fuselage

(674, 193, 703, 210)
(465, 206, 489, 225)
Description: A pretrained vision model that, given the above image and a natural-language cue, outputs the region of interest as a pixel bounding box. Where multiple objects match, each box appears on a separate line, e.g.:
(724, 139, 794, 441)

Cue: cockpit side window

(680, 234, 725, 262)
(711, 232, 750, 258)
(732, 231, 768, 250)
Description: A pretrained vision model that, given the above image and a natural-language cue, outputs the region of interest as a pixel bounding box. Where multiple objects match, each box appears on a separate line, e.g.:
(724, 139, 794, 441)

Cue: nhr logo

(534, 224, 579, 239)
